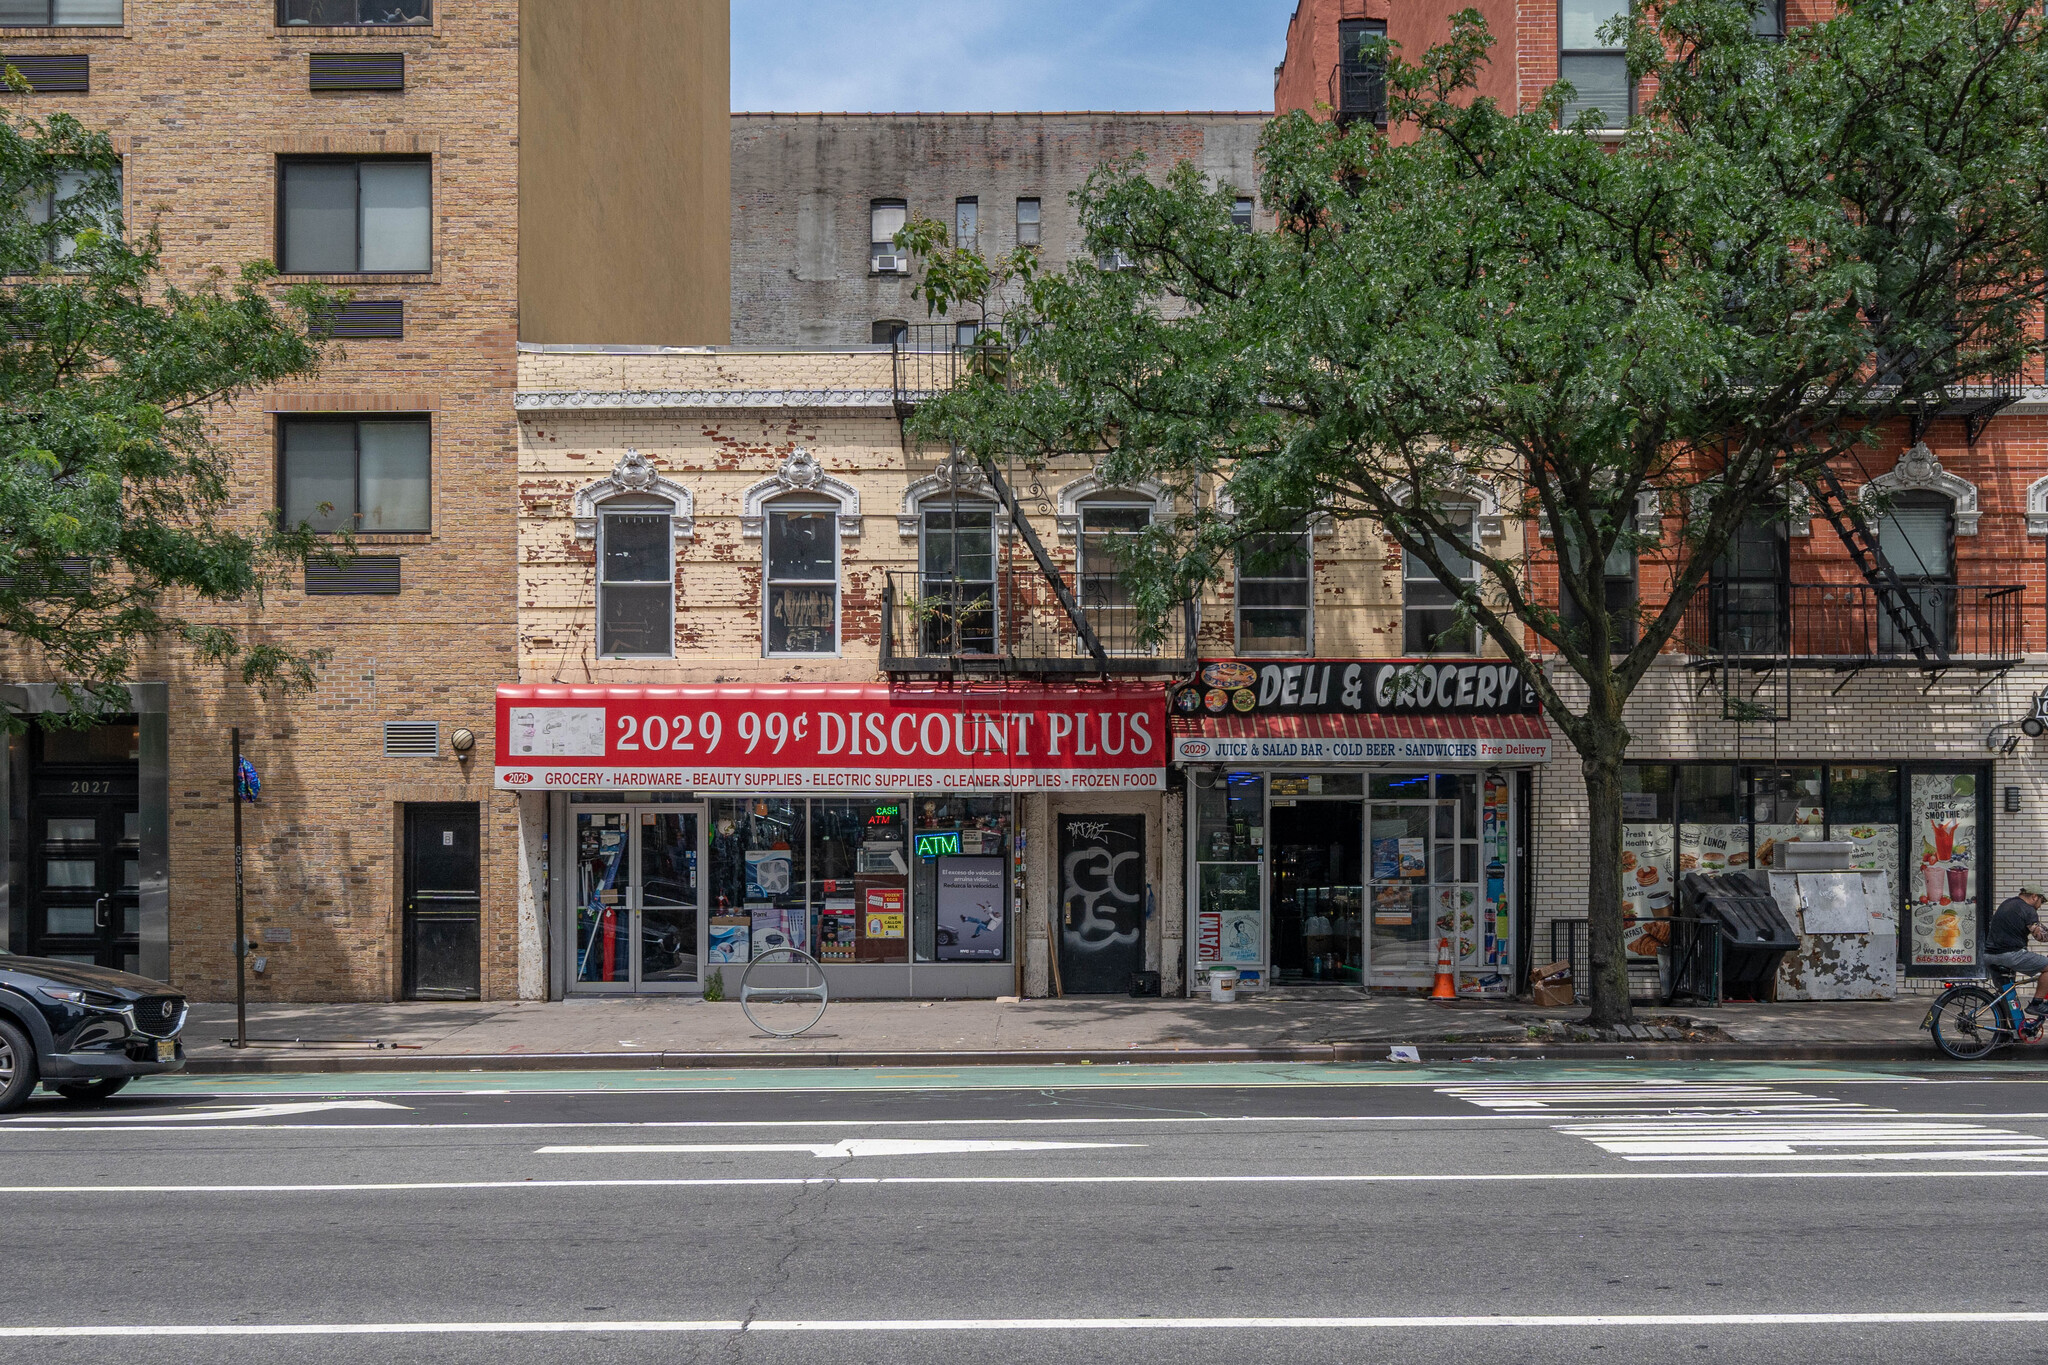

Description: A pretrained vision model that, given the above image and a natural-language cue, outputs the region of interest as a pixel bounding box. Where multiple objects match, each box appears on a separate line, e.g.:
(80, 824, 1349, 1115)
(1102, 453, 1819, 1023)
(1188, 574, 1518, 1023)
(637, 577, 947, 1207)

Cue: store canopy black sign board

(1178, 659, 1539, 718)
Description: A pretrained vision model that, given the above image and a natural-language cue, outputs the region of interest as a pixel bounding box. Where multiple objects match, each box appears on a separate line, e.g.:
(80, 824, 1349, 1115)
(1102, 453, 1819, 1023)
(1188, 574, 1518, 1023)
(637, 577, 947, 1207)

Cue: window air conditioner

(873, 253, 903, 274)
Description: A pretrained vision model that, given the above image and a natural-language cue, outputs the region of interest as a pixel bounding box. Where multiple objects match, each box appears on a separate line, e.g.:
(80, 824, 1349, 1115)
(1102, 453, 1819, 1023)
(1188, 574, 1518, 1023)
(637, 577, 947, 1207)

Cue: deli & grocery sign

(494, 684, 1166, 793)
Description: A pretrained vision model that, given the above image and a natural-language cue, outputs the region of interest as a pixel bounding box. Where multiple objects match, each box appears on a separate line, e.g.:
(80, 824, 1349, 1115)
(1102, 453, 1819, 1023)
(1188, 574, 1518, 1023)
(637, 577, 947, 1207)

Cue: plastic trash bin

(1208, 968, 1239, 1003)
(1678, 871, 1800, 1000)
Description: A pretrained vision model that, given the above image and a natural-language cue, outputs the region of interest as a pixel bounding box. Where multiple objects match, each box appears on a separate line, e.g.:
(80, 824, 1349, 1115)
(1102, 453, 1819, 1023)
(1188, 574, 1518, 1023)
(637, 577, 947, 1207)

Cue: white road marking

(0, 1100, 410, 1124)
(1439, 1081, 1882, 1115)
(10, 1310, 2048, 1337)
(9, 1168, 2048, 1194)
(1560, 1117, 2048, 1161)
(536, 1138, 1138, 1158)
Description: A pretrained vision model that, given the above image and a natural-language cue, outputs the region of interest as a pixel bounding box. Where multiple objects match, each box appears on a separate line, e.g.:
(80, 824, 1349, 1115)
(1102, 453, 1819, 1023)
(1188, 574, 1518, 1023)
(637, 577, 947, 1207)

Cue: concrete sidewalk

(175, 991, 1946, 1071)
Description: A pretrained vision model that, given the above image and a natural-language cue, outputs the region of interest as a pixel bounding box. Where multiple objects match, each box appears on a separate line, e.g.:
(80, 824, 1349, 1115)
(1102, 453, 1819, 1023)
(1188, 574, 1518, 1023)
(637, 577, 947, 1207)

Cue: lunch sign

(494, 685, 1168, 793)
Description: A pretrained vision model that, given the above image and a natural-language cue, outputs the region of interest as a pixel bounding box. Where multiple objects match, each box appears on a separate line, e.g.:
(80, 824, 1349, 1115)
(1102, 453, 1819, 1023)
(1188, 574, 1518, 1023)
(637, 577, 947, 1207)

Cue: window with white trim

(1559, 0, 1630, 127)
(1015, 197, 1040, 247)
(1402, 508, 1479, 654)
(765, 498, 838, 655)
(1235, 529, 1310, 654)
(598, 495, 673, 658)
(869, 199, 907, 274)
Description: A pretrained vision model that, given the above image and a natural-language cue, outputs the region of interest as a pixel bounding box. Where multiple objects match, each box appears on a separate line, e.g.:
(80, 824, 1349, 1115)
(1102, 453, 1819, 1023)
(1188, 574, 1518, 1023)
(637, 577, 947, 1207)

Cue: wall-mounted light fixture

(2007, 786, 2023, 814)
(450, 727, 476, 763)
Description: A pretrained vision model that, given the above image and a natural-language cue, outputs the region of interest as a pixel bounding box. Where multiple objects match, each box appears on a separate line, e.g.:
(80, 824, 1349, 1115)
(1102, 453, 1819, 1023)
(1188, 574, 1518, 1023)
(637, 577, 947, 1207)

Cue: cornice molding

(515, 389, 902, 412)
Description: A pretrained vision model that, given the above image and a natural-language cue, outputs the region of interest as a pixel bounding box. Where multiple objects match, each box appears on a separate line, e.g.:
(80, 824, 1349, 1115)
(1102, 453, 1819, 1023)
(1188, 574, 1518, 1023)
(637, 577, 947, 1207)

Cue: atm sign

(915, 830, 961, 858)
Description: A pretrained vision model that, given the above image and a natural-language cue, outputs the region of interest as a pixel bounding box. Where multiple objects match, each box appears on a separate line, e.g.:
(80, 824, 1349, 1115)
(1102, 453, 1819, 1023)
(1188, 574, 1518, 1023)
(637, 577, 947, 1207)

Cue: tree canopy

(0, 108, 344, 729)
(906, 0, 2048, 1021)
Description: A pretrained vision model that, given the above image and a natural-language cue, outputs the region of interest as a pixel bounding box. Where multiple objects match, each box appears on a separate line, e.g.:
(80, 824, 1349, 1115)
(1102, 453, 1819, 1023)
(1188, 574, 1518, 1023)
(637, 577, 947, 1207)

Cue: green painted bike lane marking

(114, 1058, 1988, 1098)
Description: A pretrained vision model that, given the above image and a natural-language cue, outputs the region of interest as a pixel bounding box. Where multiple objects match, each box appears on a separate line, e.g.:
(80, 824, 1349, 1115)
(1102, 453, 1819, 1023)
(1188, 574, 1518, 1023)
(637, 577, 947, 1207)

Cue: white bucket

(1208, 969, 1239, 1003)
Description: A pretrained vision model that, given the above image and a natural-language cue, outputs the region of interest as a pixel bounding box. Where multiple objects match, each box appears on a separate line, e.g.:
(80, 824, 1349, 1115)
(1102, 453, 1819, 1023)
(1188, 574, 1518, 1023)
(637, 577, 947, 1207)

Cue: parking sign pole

(232, 727, 246, 1049)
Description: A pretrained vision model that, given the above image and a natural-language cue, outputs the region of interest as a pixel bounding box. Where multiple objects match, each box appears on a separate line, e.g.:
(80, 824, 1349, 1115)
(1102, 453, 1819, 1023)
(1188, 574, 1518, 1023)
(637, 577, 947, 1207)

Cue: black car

(0, 956, 187, 1111)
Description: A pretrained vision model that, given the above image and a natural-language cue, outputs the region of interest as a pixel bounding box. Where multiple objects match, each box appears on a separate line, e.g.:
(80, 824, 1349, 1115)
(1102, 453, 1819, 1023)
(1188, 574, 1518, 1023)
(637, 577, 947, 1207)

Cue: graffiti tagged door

(1058, 813, 1146, 995)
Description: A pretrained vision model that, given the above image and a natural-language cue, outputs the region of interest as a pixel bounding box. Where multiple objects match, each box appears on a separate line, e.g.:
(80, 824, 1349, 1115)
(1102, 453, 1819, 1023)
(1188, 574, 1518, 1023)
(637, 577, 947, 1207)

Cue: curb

(177, 1039, 1948, 1074)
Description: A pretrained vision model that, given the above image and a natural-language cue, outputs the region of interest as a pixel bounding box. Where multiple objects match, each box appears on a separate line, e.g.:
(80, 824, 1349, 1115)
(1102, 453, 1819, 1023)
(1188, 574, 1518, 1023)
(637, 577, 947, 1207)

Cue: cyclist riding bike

(1984, 881, 2048, 1018)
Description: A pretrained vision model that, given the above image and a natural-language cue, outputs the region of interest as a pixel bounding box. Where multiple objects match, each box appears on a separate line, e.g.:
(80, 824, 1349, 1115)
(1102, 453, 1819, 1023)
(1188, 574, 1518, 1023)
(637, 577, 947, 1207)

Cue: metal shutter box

(4, 54, 87, 92)
(309, 51, 403, 91)
(305, 554, 400, 595)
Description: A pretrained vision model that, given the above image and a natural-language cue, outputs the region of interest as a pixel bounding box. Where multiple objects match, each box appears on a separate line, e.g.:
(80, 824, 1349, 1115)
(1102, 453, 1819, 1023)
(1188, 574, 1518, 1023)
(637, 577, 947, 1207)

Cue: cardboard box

(1529, 960, 1575, 1008)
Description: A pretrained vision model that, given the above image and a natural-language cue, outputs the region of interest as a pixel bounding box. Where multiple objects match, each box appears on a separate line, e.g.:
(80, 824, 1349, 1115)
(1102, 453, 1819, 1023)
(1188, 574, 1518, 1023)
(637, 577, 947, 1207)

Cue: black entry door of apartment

(403, 804, 481, 1000)
(1057, 813, 1146, 995)
(27, 793, 140, 973)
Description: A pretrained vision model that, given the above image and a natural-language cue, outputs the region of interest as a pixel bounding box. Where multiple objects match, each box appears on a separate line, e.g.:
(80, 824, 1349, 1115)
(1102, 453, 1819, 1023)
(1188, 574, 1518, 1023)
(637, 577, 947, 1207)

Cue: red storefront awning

(495, 683, 1167, 793)
(1170, 711, 1552, 765)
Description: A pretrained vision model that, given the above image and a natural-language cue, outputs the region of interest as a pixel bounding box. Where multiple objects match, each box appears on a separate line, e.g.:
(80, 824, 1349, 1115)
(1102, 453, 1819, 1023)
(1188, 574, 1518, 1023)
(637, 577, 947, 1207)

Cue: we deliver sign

(495, 684, 1167, 793)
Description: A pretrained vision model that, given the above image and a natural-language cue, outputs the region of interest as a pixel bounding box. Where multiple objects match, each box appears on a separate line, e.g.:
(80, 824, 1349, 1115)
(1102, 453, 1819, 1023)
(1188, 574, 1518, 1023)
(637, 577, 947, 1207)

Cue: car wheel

(54, 1078, 130, 1103)
(0, 1018, 38, 1114)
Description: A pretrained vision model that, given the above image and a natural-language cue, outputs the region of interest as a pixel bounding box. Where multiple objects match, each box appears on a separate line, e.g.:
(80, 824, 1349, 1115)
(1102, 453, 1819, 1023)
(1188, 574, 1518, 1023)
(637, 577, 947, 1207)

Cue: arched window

(597, 494, 674, 658)
(764, 495, 840, 656)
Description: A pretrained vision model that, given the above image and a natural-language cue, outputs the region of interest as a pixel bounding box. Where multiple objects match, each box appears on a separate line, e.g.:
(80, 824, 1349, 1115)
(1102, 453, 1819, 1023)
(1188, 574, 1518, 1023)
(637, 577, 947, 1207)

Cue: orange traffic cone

(1430, 936, 1457, 999)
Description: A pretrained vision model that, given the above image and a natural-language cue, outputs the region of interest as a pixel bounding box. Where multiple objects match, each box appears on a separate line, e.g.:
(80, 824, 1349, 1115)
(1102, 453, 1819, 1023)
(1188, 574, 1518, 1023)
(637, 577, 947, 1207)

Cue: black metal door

(403, 803, 481, 1000)
(27, 794, 140, 973)
(1057, 813, 1146, 995)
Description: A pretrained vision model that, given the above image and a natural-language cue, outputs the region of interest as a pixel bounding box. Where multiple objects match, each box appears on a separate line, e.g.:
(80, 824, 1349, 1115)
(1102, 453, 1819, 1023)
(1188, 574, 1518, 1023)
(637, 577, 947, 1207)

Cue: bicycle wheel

(1929, 986, 2006, 1060)
(740, 948, 829, 1039)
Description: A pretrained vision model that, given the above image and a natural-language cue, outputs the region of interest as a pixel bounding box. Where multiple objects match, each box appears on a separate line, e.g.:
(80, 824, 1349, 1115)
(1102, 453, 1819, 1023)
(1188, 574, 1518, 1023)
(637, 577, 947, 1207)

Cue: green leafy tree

(906, 0, 2048, 1023)
(0, 108, 345, 730)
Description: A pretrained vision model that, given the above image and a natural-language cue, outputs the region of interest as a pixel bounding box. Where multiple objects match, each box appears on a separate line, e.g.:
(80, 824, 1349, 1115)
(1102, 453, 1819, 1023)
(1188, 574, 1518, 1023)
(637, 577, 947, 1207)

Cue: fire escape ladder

(973, 452, 1109, 672)
(1803, 462, 1949, 664)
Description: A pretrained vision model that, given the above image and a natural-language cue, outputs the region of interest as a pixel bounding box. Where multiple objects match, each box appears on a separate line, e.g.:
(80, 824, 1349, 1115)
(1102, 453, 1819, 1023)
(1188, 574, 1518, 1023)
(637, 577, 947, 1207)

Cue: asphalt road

(5, 1061, 2048, 1363)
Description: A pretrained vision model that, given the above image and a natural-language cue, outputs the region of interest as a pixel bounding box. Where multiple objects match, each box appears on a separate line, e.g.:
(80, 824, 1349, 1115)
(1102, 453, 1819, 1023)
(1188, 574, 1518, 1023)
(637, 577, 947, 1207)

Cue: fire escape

(884, 323, 1197, 680)
(1688, 368, 2025, 720)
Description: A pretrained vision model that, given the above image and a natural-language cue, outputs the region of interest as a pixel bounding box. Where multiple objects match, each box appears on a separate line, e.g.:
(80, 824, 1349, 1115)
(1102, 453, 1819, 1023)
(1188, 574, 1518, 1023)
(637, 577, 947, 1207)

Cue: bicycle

(1925, 967, 2047, 1059)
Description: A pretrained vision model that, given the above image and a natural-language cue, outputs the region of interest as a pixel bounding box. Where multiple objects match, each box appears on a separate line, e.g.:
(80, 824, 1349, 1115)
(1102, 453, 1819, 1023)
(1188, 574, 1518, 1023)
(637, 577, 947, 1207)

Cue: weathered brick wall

(729, 113, 1269, 347)
(0, 2, 520, 1001)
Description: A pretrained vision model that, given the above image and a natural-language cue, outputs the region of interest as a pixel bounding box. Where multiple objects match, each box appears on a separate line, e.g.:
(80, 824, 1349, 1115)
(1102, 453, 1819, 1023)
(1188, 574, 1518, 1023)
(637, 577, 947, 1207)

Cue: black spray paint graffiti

(1061, 821, 1142, 954)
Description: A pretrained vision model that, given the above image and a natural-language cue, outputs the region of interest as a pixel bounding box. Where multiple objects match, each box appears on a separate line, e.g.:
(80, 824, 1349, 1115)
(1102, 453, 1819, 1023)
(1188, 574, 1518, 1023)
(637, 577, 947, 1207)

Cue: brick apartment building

(0, 0, 728, 1004)
(1261, 0, 2048, 1001)
(729, 112, 1268, 346)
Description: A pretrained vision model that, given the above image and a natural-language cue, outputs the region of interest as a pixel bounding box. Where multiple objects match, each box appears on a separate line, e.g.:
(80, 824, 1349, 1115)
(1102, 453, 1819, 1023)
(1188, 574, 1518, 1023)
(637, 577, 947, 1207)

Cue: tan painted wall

(520, 0, 731, 346)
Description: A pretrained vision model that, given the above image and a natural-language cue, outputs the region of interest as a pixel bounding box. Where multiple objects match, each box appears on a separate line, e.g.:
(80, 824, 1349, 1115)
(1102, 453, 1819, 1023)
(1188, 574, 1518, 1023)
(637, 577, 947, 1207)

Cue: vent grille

(306, 554, 400, 595)
(3, 53, 88, 92)
(320, 298, 402, 339)
(383, 721, 438, 757)
(308, 50, 403, 91)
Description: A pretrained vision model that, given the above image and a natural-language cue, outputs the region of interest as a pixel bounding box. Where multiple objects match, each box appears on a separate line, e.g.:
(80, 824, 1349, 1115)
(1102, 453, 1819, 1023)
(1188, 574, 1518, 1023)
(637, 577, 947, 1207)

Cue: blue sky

(730, 0, 1296, 112)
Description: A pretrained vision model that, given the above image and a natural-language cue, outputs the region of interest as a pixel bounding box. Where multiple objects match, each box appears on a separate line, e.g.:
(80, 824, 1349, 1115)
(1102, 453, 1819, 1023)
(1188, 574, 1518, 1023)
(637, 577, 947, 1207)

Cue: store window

(1078, 492, 1153, 650)
(764, 498, 838, 656)
(1708, 514, 1788, 653)
(810, 799, 909, 964)
(1876, 490, 1955, 652)
(705, 796, 1013, 969)
(1235, 529, 1311, 655)
(597, 495, 673, 658)
(1194, 773, 1266, 976)
(919, 500, 997, 655)
(1558, 0, 1631, 127)
(911, 796, 1011, 962)
(1402, 508, 1479, 654)
(1618, 760, 1985, 979)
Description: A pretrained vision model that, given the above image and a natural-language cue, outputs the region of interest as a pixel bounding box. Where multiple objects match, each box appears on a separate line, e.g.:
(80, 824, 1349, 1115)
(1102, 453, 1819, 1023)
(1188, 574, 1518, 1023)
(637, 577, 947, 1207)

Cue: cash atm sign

(916, 831, 961, 858)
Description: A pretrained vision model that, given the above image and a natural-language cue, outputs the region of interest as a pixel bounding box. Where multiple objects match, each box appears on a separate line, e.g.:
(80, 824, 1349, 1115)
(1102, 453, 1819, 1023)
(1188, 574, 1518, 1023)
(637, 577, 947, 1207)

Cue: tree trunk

(1579, 724, 1633, 1027)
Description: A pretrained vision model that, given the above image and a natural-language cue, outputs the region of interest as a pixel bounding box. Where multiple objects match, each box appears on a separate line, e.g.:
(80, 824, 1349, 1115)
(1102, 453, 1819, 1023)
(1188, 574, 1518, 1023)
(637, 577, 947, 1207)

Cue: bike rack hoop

(739, 947, 830, 1039)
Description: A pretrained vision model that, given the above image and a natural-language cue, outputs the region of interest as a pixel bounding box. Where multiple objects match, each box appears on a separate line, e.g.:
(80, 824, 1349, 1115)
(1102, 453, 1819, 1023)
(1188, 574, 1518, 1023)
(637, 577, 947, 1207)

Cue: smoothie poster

(1621, 822, 1676, 959)
(1909, 772, 1978, 968)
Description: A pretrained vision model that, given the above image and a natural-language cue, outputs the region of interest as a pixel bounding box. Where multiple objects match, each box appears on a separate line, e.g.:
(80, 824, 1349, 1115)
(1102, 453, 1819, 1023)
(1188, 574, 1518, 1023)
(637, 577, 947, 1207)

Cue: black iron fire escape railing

(1802, 462, 1948, 664)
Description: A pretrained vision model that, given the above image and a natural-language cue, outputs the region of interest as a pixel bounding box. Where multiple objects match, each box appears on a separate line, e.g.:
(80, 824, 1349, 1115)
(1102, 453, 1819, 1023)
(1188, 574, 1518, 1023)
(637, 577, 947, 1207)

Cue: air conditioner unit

(873, 253, 904, 274)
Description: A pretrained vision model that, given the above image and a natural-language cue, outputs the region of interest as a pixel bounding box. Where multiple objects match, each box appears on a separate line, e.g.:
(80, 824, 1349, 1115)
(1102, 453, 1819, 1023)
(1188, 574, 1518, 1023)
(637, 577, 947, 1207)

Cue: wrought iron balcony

(881, 570, 1196, 678)
(1329, 63, 1387, 127)
(1681, 580, 2024, 671)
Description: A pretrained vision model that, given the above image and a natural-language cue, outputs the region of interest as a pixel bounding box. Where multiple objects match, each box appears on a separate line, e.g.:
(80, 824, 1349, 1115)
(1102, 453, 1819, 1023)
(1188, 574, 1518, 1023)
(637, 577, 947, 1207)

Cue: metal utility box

(1770, 869, 1898, 1001)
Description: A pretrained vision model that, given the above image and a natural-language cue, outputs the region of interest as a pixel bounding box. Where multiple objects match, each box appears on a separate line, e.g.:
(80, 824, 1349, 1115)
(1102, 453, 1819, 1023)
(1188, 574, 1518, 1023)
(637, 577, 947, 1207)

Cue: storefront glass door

(573, 805, 705, 991)
(1369, 802, 1435, 982)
